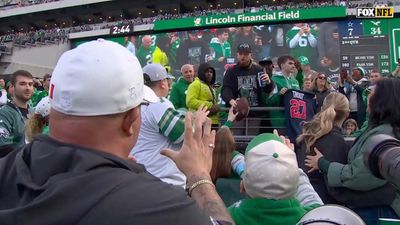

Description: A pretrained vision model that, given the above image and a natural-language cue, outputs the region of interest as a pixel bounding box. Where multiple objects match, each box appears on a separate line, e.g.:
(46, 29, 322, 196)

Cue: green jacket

(296, 71, 304, 89)
(267, 73, 300, 127)
(326, 124, 400, 216)
(0, 102, 26, 152)
(229, 198, 318, 225)
(169, 77, 191, 110)
(352, 119, 369, 138)
(186, 78, 219, 125)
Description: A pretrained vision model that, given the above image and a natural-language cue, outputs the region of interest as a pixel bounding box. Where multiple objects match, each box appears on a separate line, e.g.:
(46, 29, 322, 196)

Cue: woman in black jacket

(296, 92, 349, 204)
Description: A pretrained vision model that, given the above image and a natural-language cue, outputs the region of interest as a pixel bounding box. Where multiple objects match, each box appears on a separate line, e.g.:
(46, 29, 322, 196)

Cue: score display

(339, 19, 391, 74)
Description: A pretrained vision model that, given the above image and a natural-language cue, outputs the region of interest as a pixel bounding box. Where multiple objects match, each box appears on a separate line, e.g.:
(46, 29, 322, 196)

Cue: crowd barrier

(220, 107, 356, 151)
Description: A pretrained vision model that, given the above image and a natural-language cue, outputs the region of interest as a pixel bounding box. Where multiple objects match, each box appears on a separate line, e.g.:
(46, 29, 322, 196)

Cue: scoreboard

(339, 19, 391, 74)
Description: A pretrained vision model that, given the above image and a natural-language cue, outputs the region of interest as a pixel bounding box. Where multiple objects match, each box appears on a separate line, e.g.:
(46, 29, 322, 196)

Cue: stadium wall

(0, 42, 70, 76)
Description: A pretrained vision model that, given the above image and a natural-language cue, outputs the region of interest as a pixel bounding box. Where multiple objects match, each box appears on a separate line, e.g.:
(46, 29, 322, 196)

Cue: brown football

(233, 97, 250, 122)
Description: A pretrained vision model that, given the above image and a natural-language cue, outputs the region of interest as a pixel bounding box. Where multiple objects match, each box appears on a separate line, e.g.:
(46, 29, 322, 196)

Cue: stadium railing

(220, 106, 285, 151)
(220, 107, 356, 151)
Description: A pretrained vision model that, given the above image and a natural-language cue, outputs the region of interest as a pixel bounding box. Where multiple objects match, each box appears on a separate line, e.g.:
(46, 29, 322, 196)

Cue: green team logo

(194, 17, 202, 26)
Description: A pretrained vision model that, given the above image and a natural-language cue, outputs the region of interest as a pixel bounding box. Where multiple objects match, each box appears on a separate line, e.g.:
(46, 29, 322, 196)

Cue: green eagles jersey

(136, 45, 156, 67)
(286, 27, 318, 65)
(0, 102, 26, 151)
(209, 38, 232, 62)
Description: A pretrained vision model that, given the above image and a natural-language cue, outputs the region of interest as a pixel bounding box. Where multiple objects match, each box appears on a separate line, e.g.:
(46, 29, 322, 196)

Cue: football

(233, 97, 250, 122)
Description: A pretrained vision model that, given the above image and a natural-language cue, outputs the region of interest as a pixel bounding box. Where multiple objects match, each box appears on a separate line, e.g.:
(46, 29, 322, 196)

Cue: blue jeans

(352, 206, 399, 225)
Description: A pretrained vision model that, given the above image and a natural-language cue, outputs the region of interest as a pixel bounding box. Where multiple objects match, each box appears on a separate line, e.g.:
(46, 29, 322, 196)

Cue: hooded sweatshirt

(229, 198, 318, 225)
(186, 63, 219, 125)
(0, 135, 213, 225)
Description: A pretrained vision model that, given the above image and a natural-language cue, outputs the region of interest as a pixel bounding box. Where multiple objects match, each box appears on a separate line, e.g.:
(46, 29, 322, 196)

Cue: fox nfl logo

(356, 7, 394, 18)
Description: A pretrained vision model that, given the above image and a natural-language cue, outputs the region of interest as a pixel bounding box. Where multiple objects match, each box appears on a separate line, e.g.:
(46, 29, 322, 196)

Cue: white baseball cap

(243, 133, 299, 200)
(49, 39, 158, 116)
(35, 96, 51, 117)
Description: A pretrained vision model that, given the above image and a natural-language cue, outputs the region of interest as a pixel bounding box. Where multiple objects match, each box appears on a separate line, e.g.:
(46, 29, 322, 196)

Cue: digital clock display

(109, 24, 133, 35)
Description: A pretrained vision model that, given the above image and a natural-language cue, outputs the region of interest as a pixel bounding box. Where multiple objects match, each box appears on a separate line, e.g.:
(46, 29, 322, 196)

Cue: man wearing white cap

(131, 63, 187, 187)
(0, 39, 234, 225)
(229, 133, 322, 225)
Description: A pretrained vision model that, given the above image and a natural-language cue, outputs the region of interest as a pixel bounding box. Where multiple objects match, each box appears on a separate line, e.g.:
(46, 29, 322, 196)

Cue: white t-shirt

(131, 97, 186, 187)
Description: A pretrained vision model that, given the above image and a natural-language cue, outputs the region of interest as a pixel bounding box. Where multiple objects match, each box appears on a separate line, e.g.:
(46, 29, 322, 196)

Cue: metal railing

(220, 106, 356, 151)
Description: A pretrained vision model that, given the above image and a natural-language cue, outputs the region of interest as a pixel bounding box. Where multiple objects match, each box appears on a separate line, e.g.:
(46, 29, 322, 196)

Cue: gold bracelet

(188, 179, 215, 196)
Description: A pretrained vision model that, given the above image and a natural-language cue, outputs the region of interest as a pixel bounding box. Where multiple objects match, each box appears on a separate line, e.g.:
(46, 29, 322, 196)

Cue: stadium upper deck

(1, 0, 399, 36)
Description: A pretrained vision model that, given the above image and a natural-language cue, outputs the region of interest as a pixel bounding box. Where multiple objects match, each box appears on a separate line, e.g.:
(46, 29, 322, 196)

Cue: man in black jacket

(222, 43, 274, 135)
(0, 39, 233, 225)
(222, 43, 274, 108)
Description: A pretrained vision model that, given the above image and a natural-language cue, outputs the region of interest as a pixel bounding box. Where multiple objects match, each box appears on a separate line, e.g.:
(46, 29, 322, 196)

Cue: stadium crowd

(1, 0, 400, 49)
(1, 1, 400, 225)
(0, 22, 400, 224)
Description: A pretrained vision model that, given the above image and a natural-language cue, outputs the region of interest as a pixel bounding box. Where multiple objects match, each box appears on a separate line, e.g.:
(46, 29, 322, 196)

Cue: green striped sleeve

(158, 108, 185, 144)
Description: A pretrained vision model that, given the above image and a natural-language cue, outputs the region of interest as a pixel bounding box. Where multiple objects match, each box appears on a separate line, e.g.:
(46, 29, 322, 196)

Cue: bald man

(169, 64, 195, 110)
(136, 35, 156, 67)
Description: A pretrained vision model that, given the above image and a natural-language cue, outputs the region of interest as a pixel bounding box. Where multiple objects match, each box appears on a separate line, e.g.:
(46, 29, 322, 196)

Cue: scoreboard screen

(340, 35, 391, 74)
(339, 19, 391, 74)
(73, 17, 400, 77)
